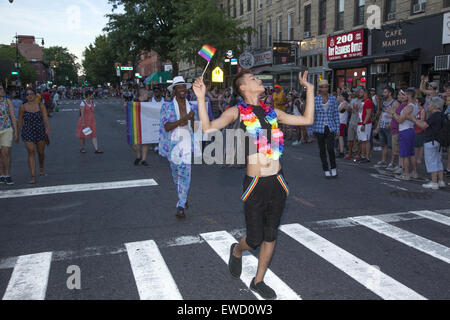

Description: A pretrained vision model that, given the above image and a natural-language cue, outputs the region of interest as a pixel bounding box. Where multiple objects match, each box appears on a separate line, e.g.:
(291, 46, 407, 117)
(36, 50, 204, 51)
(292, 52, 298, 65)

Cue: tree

(43, 46, 80, 86)
(170, 0, 251, 76)
(82, 35, 119, 86)
(0, 45, 37, 85)
(105, 0, 180, 73)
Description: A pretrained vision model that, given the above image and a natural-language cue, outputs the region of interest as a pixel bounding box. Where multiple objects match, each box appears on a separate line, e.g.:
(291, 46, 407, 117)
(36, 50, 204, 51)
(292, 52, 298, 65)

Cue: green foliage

(0, 45, 37, 85)
(43, 46, 80, 85)
(82, 35, 118, 86)
(170, 0, 252, 74)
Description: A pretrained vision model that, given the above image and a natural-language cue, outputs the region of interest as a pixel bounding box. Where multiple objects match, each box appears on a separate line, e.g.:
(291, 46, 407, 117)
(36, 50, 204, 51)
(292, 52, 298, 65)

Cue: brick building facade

(11, 35, 49, 84)
(220, 0, 450, 91)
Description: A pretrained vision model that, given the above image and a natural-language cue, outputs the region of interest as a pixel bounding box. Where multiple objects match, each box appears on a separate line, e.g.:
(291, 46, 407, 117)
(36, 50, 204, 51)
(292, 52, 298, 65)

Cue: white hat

(168, 76, 192, 92)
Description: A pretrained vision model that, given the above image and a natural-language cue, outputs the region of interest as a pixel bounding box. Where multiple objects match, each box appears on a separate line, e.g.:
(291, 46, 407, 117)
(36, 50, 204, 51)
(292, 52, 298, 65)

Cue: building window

(336, 0, 345, 31)
(247, 0, 252, 11)
(228, 0, 231, 17)
(247, 30, 252, 47)
(445, 0, 450, 8)
(267, 20, 272, 48)
(288, 13, 294, 41)
(384, 0, 396, 21)
(319, 0, 327, 35)
(411, 0, 426, 14)
(258, 0, 263, 9)
(233, 0, 237, 17)
(277, 17, 282, 41)
(240, 0, 244, 15)
(267, 0, 272, 4)
(354, 0, 365, 26)
(258, 24, 263, 48)
(304, 5, 311, 35)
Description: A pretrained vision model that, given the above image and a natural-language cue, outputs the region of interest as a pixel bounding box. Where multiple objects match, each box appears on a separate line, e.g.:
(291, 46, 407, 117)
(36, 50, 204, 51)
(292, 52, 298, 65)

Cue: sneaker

(395, 174, 411, 181)
(325, 171, 331, 179)
(375, 161, 386, 168)
(438, 181, 446, 189)
(250, 278, 277, 300)
(411, 173, 419, 179)
(344, 155, 353, 160)
(228, 244, 242, 279)
(359, 158, 371, 164)
(292, 141, 301, 146)
(140, 160, 149, 167)
(5, 177, 14, 186)
(0, 177, 5, 184)
(134, 158, 141, 166)
(393, 167, 403, 174)
(422, 181, 439, 190)
(385, 163, 395, 170)
(331, 168, 338, 178)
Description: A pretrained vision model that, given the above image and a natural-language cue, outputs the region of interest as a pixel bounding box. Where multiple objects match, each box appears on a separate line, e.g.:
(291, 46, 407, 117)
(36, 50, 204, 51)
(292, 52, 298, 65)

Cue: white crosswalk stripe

(125, 240, 182, 300)
(279, 223, 426, 300)
(3, 252, 53, 300)
(200, 231, 301, 300)
(1, 210, 449, 300)
(351, 216, 450, 264)
(409, 210, 450, 227)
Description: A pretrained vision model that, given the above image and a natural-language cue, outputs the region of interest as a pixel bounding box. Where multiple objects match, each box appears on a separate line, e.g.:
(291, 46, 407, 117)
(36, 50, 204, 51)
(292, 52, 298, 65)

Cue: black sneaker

(140, 160, 149, 167)
(5, 177, 14, 186)
(0, 177, 5, 184)
(250, 278, 277, 300)
(228, 243, 242, 279)
(134, 158, 141, 166)
(360, 158, 371, 164)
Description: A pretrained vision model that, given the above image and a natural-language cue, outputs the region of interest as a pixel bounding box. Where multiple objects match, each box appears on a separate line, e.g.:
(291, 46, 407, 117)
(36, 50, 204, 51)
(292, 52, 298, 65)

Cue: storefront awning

(328, 57, 366, 69)
(362, 48, 421, 64)
(258, 64, 305, 74)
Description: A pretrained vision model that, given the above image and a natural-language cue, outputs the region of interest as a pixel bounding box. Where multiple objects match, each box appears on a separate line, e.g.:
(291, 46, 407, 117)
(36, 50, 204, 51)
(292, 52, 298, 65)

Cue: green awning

(144, 72, 172, 85)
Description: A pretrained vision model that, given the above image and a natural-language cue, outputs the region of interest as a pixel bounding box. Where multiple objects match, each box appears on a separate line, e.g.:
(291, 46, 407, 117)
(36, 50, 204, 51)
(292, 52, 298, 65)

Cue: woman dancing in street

(193, 70, 314, 300)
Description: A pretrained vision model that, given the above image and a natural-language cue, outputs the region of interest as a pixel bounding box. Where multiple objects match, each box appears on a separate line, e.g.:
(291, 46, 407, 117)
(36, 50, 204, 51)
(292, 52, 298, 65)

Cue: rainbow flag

(127, 101, 142, 145)
(198, 45, 216, 62)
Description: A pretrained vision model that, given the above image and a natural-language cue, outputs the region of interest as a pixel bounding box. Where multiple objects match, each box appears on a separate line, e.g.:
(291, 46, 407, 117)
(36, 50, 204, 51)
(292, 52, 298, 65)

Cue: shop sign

(273, 42, 297, 65)
(253, 50, 273, 67)
(301, 37, 327, 54)
(327, 29, 365, 61)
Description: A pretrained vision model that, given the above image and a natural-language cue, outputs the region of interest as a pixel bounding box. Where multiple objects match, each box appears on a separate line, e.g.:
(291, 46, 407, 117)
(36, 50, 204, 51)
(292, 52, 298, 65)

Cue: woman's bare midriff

(246, 153, 281, 177)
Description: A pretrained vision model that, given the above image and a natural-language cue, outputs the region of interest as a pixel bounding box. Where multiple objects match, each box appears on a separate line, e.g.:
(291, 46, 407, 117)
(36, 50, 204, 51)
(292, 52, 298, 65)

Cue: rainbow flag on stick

(198, 44, 216, 77)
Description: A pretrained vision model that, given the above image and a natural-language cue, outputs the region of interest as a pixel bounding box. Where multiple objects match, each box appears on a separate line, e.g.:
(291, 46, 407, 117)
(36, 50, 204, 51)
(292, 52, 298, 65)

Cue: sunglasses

(26, 93, 35, 96)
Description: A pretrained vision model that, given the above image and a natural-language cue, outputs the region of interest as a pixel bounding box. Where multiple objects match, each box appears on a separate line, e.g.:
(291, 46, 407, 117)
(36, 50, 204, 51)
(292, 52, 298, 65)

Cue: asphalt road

(1, 98, 449, 300)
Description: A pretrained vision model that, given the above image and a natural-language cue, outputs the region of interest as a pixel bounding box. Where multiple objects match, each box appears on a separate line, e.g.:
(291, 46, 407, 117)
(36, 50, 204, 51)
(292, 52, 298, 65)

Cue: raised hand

(193, 77, 207, 99)
(299, 71, 313, 91)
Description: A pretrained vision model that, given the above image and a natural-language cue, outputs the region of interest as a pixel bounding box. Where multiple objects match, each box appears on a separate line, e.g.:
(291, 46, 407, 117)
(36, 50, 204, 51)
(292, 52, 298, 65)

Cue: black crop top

(239, 105, 273, 158)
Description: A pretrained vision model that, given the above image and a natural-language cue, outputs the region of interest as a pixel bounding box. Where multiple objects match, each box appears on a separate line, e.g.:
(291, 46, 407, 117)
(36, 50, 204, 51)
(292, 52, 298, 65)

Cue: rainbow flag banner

(198, 44, 216, 62)
(126, 101, 164, 145)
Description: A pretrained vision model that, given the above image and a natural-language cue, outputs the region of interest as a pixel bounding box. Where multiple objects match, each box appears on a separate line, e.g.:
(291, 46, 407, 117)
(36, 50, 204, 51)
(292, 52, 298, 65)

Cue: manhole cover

(390, 191, 432, 200)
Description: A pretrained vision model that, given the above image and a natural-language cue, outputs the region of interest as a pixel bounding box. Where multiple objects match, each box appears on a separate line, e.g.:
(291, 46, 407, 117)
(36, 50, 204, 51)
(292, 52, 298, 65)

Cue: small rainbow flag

(198, 45, 216, 62)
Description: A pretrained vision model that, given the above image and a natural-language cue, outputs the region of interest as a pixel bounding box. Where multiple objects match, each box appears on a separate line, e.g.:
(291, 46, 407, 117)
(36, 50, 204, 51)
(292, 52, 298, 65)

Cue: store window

(336, 67, 368, 90)
(384, 0, 396, 21)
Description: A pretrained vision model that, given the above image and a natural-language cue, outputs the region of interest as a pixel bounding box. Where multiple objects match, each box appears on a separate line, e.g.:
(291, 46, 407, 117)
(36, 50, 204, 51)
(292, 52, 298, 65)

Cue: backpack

(435, 111, 450, 150)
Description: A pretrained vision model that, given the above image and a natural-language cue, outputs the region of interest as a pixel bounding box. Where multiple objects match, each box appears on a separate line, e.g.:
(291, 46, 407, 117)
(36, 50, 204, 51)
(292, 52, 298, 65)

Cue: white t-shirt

(338, 102, 348, 124)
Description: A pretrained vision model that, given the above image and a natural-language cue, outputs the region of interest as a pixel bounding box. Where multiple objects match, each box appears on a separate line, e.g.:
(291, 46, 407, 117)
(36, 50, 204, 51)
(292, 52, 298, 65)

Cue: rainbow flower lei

(238, 100, 284, 160)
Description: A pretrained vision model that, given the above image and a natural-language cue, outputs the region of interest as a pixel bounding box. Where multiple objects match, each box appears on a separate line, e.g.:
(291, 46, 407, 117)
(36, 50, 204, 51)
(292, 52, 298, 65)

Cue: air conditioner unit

(387, 12, 396, 20)
(304, 31, 311, 38)
(435, 55, 450, 71)
(413, 3, 426, 14)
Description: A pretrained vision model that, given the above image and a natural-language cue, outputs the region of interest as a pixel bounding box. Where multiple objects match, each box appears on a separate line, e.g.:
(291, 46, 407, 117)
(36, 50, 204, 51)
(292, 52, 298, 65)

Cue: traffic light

(11, 71, 19, 75)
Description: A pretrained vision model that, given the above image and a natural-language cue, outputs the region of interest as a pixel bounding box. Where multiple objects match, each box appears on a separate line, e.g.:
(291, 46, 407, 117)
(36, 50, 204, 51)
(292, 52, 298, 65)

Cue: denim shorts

(378, 128, 391, 147)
